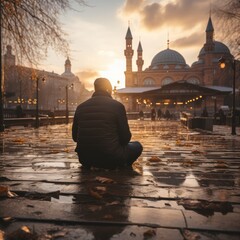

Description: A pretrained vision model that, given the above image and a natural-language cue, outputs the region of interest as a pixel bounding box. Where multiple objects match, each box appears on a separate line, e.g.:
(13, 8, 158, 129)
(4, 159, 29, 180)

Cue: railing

(4, 116, 73, 128)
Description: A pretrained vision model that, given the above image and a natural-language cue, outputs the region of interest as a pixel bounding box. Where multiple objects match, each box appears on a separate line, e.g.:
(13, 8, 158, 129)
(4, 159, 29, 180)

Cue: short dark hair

(94, 78, 112, 93)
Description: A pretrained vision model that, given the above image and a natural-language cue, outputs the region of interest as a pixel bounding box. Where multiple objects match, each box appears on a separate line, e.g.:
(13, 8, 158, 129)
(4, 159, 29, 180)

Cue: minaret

(136, 41, 144, 72)
(124, 26, 134, 87)
(204, 16, 214, 52)
(203, 15, 215, 85)
(64, 57, 71, 73)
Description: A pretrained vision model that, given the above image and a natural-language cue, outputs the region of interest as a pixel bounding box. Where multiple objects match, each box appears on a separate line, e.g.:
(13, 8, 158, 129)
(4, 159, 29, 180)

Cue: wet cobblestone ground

(0, 120, 240, 240)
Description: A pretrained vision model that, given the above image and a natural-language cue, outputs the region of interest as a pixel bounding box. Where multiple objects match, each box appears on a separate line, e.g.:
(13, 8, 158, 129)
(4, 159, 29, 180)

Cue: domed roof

(199, 41, 230, 56)
(151, 48, 186, 67)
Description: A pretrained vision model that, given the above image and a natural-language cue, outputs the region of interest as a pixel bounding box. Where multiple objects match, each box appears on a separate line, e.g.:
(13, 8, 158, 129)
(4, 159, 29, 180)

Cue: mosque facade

(119, 17, 239, 114)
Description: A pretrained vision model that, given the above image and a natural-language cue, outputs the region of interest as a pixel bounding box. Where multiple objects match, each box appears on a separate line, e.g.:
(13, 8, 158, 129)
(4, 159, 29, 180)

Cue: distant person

(15, 105, 23, 118)
(72, 78, 143, 169)
(151, 108, 156, 121)
(218, 108, 226, 125)
(201, 107, 208, 117)
(139, 110, 144, 120)
(157, 108, 162, 120)
(165, 109, 171, 120)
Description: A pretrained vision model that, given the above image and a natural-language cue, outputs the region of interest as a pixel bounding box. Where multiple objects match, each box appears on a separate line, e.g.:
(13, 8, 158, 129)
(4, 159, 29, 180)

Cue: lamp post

(65, 83, 73, 124)
(0, 6, 4, 132)
(32, 74, 46, 128)
(219, 56, 236, 135)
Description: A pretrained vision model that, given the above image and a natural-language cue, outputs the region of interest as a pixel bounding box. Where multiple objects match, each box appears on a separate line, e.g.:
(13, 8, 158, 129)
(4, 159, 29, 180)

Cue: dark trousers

(77, 141, 143, 169)
(126, 141, 143, 166)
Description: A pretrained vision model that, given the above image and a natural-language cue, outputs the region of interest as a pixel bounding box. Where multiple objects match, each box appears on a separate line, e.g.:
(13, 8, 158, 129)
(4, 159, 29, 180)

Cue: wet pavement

(0, 120, 240, 240)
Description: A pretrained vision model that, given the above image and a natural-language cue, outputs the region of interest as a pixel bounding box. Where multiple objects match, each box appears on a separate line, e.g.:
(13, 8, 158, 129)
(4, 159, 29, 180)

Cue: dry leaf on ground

(0, 185, 18, 198)
(88, 188, 103, 199)
(148, 156, 162, 162)
(95, 176, 115, 184)
(143, 229, 156, 238)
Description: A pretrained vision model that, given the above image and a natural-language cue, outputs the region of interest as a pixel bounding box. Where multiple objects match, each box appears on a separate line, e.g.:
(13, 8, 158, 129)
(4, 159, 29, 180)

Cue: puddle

(33, 162, 72, 168)
(181, 173, 200, 187)
(51, 195, 74, 203)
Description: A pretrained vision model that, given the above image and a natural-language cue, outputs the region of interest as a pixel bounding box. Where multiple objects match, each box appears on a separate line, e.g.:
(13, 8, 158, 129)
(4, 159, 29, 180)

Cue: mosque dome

(199, 41, 231, 56)
(151, 48, 186, 67)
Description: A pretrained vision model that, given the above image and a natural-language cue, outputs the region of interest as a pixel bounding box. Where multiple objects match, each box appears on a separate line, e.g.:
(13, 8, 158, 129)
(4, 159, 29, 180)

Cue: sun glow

(99, 59, 125, 89)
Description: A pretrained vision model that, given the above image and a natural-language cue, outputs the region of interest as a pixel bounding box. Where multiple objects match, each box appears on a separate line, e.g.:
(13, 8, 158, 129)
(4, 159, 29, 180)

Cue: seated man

(72, 77, 143, 169)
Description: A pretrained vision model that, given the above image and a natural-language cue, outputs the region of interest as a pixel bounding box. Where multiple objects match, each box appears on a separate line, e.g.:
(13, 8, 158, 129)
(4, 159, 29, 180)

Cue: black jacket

(72, 91, 131, 167)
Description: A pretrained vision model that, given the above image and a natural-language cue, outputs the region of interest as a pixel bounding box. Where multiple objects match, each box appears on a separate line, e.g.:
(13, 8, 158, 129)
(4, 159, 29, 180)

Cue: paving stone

(1, 120, 240, 237)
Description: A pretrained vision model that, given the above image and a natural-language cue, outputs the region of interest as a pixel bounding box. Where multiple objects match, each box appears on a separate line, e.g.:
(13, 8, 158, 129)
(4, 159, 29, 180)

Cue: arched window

(143, 78, 156, 86)
(186, 78, 200, 85)
(162, 77, 173, 86)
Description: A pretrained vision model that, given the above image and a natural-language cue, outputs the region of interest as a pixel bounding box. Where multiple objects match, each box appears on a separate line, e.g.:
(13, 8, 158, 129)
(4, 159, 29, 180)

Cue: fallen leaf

(0, 185, 17, 198)
(88, 188, 102, 199)
(52, 231, 68, 239)
(215, 163, 228, 168)
(21, 226, 30, 233)
(95, 176, 115, 184)
(143, 229, 156, 238)
(0, 185, 8, 196)
(106, 201, 120, 206)
(0, 230, 4, 240)
(2, 217, 13, 222)
(12, 138, 26, 144)
(148, 156, 162, 162)
(191, 150, 202, 154)
(95, 186, 107, 192)
(183, 229, 201, 240)
(6, 225, 37, 240)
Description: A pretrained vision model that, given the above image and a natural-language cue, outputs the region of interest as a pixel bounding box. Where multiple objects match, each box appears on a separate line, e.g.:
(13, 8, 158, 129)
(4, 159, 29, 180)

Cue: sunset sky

(39, 0, 224, 90)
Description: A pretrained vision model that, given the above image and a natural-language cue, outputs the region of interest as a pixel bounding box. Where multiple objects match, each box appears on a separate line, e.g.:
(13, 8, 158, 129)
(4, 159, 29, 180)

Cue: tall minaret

(124, 26, 134, 86)
(136, 41, 144, 72)
(203, 15, 215, 85)
(204, 16, 214, 52)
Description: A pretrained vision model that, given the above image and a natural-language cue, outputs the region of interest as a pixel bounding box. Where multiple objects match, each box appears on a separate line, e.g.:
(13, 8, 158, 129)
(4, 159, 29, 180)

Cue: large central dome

(151, 48, 186, 67)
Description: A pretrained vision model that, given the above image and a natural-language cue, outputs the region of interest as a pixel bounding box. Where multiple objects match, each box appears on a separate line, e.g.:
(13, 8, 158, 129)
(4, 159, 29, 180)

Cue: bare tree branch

(213, 0, 240, 59)
(1, 0, 87, 66)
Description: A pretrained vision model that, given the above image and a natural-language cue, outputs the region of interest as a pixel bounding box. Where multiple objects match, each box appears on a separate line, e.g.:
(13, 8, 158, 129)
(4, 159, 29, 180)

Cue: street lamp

(65, 83, 74, 124)
(31, 74, 46, 128)
(219, 56, 237, 135)
(0, 6, 4, 132)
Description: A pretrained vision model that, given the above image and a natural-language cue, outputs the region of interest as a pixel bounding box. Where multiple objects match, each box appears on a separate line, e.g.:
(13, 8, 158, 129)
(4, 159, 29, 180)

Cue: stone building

(3, 46, 91, 113)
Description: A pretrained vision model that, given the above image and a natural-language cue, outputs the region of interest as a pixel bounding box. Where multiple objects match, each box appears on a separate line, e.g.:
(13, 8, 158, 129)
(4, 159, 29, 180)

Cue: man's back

(72, 77, 142, 169)
(72, 90, 131, 167)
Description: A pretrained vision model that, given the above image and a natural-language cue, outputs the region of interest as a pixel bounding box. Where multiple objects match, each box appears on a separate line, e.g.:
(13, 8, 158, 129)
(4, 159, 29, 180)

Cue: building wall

(3, 46, 91, 112)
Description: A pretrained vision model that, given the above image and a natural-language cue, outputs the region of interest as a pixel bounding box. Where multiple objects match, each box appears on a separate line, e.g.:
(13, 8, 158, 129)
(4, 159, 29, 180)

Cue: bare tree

(213, 0, 240, 58)
(1, 0, 87, 65)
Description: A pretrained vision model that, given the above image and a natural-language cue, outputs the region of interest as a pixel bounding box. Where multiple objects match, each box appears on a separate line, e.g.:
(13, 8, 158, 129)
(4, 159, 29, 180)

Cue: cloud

(121, 0, 218, 31)
(75, 69, 99, 90)
(121, 0, 145, 14)
(171, 32, 204, 48)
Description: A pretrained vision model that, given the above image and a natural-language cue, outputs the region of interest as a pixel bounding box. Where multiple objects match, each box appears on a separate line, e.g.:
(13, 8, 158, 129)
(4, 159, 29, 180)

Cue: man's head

(94, 78, 112, 94)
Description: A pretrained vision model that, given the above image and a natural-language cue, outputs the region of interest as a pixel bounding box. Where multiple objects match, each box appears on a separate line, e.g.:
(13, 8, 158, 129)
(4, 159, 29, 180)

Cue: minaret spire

(124, 24, 134, 87)
(167, 32, 170, 49)
(137, 40, 144, 72)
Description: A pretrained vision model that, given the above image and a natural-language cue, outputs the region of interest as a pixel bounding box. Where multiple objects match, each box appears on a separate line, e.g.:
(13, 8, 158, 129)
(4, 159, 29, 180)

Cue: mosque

(117, 16, 239, 115)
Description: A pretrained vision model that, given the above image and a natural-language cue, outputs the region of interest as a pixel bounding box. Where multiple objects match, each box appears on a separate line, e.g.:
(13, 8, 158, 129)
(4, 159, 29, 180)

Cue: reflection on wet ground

(0, 121, 240, 239)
